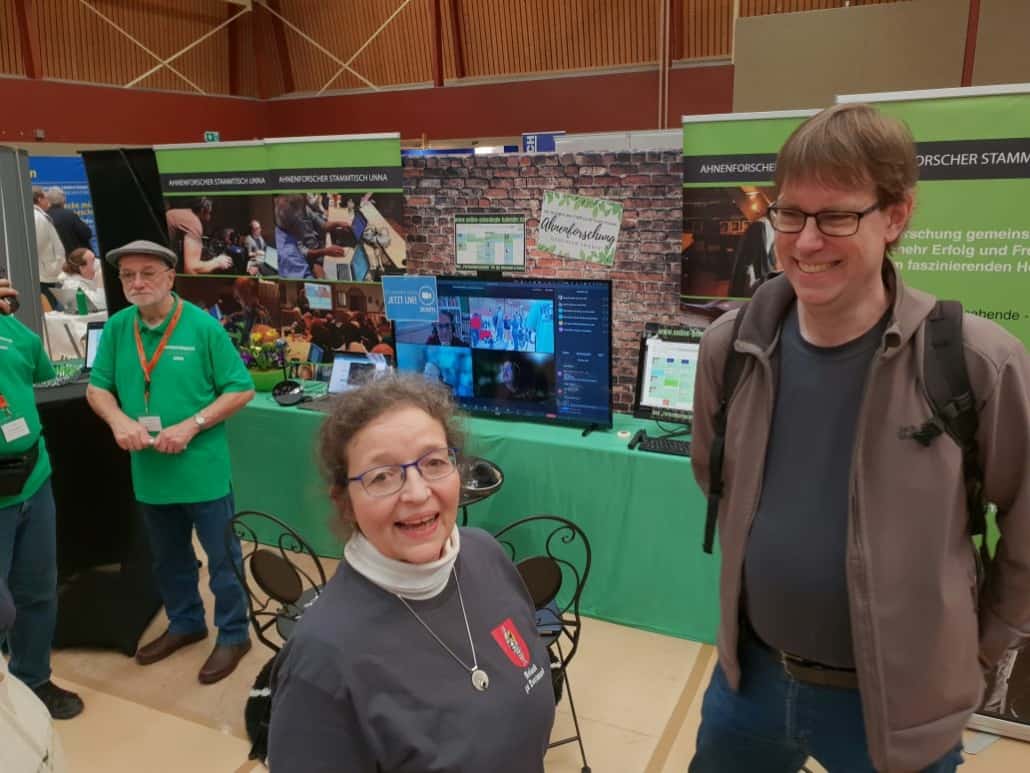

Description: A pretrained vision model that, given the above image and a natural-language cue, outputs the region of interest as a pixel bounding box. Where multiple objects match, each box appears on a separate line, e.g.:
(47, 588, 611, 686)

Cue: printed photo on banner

(272, 191, 406, 281)
(537, 191, 622, 265)
(681, 185, 777, 318)
(175, 275, 391, 365)
(165, 191, 406, 281)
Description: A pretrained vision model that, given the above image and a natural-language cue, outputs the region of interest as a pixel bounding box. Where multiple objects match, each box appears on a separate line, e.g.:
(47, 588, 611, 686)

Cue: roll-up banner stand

(839, 84, 1030, 350)
(680, 109, 816, 318)
(152, 133, 404, 355)
(839, 84, 1030, 742)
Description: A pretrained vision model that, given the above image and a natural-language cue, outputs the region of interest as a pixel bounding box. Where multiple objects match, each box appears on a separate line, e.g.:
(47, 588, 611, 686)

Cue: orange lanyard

(133, 299, 184, 411)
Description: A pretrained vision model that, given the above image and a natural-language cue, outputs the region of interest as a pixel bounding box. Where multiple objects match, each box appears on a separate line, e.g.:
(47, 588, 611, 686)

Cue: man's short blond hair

(774, 103, 918, 207)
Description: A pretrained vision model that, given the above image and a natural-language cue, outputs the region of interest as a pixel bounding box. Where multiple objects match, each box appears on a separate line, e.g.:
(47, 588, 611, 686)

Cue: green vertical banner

(680, 110, 816, 318)
(150, 133, 402, 375)
(838, 86, 1030, 348)
(153, 133, 405, 281)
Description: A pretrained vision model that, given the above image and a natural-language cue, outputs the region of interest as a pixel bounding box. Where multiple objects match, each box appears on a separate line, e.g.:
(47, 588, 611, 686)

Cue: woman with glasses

(267, 374, 555, 772)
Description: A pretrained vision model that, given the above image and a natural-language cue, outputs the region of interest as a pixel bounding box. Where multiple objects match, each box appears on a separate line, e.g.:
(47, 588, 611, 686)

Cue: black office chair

(226, 510, 328, 653)
(458, 456, 504, 526)
(493, 515, 592, 773)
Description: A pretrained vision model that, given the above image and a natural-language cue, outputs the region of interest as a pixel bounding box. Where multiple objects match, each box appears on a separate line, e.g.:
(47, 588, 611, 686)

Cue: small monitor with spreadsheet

(632, 323, 704, 425)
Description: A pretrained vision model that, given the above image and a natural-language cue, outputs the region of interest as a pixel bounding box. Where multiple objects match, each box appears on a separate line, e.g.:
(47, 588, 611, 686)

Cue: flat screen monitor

(305, 282, 333, 311)
(632, 322, 704, 425)
(327, 352, 389, 394)
(393, 276, 612, 429)
(85, 321, 105, 371)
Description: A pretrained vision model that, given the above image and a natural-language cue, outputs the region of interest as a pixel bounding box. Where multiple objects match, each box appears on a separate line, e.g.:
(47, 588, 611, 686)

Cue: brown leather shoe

(135, 629, 208, 666)
(198, 640, 252, 685)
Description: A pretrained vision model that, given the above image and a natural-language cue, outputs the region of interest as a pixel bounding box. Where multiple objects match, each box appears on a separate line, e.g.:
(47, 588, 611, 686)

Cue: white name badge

(2, 418, 30, 443)
(139, 416, 163, 433)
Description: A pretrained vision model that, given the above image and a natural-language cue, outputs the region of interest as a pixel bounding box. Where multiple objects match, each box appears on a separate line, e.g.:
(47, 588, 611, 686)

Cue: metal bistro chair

(226, 510, 328, 653)
(458, 456, 504, 526)
(493, 515, 592, 773)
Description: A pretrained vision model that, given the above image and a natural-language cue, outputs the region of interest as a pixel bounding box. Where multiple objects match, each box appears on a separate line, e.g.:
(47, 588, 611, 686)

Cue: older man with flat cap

(86, 240, 255, 684)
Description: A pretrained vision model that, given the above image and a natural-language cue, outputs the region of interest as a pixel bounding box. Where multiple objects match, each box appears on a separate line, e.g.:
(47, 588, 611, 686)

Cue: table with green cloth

(226, 393, 719, 643)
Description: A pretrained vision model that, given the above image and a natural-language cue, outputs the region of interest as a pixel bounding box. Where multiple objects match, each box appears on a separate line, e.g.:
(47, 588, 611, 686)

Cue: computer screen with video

(394, 276, 612, 429)
(633, 323, 704, 425)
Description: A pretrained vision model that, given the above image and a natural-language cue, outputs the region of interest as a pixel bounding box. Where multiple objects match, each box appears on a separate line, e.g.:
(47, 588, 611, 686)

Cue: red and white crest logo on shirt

(491, 617, 531, 668)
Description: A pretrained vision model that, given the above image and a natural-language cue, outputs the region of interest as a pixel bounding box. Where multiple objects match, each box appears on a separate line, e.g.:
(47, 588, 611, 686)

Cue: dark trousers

(140, 492, 249, 646)
(0, 480, 57, 688)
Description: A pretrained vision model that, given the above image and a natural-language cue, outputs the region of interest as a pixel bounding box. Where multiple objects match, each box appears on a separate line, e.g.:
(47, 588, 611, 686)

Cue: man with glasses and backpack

(689, 104, 1030, 772)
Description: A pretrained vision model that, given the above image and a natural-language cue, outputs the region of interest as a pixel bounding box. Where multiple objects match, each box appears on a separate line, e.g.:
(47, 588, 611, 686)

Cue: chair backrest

(492, 515, 591, 665)
(227, 510, 328, 653)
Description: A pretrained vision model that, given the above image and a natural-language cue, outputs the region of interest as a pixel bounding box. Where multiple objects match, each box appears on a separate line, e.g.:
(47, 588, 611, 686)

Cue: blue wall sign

(382, 275, 439, 322)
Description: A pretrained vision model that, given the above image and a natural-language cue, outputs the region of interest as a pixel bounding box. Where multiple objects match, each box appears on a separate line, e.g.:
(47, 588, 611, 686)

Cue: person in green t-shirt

(0, 280, 84, 720)
(86, 241, 256, 685)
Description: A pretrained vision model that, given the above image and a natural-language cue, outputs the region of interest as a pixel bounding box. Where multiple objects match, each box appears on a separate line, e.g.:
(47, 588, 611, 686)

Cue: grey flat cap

(105, 239, 177, 268)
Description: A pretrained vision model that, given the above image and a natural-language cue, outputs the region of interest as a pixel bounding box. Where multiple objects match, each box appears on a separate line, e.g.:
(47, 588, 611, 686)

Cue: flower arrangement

(233, 324, 285, 372)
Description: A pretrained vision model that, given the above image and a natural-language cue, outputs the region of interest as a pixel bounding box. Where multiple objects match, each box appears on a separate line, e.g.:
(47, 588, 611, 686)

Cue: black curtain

(81, 149, 167, 316)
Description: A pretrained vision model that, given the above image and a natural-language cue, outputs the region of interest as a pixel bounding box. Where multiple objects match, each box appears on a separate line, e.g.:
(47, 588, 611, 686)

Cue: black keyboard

(638, 437, 692, 457)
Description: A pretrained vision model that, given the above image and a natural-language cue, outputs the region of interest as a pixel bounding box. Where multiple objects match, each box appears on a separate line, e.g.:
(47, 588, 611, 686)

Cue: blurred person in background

(32, 187, 65, 311)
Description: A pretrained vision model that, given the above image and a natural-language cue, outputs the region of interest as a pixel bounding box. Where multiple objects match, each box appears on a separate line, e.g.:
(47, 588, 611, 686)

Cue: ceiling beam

(961, 0, 981, 87)
(431, 0, 444, 86)
(266, 0, 296, 94)
(450, 0, 466, 78)
(13, 0, 41, 79)
(669, 0, 683, 60)
(228, 3, 242, 95)
(252, 2, 273, 98)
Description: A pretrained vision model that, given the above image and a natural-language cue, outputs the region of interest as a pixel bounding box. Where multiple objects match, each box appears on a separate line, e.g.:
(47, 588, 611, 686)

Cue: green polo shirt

(0, 315, 55, 508)
(90, 295, 254, 505)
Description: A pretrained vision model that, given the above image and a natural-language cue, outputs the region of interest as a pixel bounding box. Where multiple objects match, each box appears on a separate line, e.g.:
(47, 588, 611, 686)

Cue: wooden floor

(48, 555, 1030, 772)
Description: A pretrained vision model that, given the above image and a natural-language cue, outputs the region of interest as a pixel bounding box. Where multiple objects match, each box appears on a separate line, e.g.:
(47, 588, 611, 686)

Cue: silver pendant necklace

(396, 568, 490, 692)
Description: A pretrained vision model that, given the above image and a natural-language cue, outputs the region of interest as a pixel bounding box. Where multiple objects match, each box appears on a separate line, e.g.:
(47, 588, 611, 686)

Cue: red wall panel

(0, 64, 731, 146)
(264, 65, 733, 140)
(0, 78, 266, 145)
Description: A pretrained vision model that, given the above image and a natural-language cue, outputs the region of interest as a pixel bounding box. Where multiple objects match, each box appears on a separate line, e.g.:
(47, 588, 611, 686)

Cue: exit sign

(203, 131, 220, 143)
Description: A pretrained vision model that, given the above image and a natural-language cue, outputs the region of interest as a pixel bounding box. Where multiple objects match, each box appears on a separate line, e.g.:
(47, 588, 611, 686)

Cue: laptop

(298, 352, 390, 413)
(37, 320, 105, 389)
(84, 320, 105, 373)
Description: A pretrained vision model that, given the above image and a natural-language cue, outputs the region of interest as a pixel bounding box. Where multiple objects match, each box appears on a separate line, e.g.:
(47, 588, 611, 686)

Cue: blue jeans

(0, 479, 57, 688)
(690, 633, 964, 773)
(141, 492, 249, 646)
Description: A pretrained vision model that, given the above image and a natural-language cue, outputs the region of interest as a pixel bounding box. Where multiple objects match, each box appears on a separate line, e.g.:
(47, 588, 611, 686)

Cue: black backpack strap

(704, 304, 750, 554)
(920, 301, 989, 551)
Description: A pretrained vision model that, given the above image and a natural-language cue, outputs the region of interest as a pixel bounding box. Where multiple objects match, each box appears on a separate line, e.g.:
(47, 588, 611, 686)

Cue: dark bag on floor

(244, 654, 278, 762)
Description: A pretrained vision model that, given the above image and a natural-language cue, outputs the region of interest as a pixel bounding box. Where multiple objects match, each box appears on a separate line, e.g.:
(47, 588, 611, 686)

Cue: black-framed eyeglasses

(346, 447, 459, 498)
(767, 202, 880, 237)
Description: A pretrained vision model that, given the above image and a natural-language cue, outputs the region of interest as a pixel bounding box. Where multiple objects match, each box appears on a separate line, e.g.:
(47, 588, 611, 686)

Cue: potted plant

(232, 324, 285, 392)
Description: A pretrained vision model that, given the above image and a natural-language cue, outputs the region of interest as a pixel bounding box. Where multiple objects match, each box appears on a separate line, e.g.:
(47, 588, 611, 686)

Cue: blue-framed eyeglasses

(346, 447, 459, 497)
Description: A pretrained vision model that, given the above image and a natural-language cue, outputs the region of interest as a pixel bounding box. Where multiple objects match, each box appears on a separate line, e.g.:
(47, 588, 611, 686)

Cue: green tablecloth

(226, 394, 720, 643)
